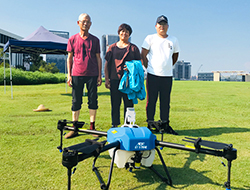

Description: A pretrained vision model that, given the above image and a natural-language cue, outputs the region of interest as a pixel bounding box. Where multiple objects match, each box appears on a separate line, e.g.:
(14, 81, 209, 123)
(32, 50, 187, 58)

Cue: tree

(25, 54, 43, 71)
(25, 54, 58, 73)
(38, 62, 60, 73)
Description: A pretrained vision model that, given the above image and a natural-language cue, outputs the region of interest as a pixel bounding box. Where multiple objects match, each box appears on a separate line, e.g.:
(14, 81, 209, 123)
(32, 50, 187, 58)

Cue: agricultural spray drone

(57, 109, 237, 190)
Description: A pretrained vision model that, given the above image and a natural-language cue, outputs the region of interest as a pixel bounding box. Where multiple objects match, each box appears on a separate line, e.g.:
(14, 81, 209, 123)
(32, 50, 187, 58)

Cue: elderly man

(141, 15, 180, 135)
(65, 13, 102, 138)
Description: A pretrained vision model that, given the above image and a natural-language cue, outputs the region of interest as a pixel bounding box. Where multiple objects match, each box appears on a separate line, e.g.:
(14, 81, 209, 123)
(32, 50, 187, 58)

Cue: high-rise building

(173, 60, 191, 80)
(43, 30, 69, 73)
(101, 35, 120, 77)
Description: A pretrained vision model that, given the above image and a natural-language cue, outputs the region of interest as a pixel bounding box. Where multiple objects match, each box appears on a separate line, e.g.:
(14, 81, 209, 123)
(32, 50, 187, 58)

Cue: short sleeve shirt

(105, 43, 141, 80)
(67, 33, 100, 76)
(142, 34, 180, 76)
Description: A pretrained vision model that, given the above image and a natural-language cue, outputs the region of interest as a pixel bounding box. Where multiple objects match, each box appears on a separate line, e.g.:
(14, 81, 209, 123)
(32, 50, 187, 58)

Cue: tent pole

(4, 53, 6, 94)
(65, 54, 67, 93)
(9, 47, 13, 99)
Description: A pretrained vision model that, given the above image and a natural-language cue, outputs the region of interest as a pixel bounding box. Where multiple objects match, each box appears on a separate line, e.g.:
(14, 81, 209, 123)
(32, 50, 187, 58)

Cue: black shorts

(71, 76, 98, 111)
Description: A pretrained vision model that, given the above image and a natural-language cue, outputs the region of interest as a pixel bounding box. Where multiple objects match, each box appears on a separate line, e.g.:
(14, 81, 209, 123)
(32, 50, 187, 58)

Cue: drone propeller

(66, 139, 107, 155)
(183, 137, 229, 150)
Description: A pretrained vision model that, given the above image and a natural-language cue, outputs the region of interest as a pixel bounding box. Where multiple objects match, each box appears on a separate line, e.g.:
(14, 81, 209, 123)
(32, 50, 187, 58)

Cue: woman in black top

(104, 23, 141, 127)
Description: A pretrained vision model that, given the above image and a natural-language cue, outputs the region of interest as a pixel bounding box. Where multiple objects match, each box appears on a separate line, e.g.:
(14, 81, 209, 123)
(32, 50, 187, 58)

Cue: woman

(104, 23, 141, 127)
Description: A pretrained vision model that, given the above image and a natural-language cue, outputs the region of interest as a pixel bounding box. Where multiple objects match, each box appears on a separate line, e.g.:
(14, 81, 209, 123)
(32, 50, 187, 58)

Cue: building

(42, 30, 69, 73)
(198, 72, 214, 81)
(198, 71, 250, 82)
(101, 35, 120, 77)
(173, 60, 191, 80)
(242, 74, 250, 82)
(101, 34, 131, 77)
(0, 28, 23, 68)
(49, 30, 69, 39)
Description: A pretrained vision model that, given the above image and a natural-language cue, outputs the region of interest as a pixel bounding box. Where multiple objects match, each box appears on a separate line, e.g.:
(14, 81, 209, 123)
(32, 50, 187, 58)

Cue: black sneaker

(147, 121, 159, 132)
(168, 126, 178, 135)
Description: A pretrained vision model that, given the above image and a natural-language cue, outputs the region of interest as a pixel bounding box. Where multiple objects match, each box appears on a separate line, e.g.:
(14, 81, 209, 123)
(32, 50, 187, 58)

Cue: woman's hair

(118, 23, 132, 36)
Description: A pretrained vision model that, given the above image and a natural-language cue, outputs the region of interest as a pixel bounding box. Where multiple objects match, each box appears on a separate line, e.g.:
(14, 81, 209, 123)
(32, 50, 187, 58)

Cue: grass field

(0, 81, 250, 190)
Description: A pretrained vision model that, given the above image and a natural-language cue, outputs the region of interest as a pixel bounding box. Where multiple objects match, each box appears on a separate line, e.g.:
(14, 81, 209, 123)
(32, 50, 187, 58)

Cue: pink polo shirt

(67, 33, 100, 76)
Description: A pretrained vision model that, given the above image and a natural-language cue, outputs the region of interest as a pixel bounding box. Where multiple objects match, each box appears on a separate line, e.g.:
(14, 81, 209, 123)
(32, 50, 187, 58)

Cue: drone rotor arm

(184, 137, 229, 150)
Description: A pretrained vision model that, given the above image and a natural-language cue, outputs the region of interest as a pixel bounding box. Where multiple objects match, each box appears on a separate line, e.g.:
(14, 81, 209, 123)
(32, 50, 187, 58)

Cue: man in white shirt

(141, 15, 180, 135)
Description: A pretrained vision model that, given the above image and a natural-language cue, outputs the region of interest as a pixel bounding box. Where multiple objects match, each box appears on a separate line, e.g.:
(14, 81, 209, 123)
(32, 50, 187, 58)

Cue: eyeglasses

(79, 20, 91, 24)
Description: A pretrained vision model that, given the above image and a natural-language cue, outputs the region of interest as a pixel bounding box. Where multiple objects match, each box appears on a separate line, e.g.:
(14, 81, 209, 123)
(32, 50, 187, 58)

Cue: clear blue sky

(1, 0, 250, 75)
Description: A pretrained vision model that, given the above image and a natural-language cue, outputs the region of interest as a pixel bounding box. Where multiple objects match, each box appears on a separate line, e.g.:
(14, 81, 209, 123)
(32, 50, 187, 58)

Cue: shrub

(0, 67, 65, 85)
(38, 62, 60, 73)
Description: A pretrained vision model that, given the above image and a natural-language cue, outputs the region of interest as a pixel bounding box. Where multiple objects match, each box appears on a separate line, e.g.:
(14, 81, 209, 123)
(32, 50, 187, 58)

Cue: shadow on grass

(10, 113, 65, 117)
(127, 150, 213, 189)
(177, 127, 250, 137)
(61, 91, 110, 97)
(130, 166, 218, 189)
(135, 151, 246, 190)
(131, 155, 245, 190)
(63, 149, 246, 190)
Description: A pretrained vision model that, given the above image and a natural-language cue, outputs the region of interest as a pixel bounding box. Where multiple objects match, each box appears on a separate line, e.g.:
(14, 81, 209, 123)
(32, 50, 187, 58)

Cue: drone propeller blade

(66, 138, 100, 151)
(183, 137, 229, 150)
(67, 141, 93, 151)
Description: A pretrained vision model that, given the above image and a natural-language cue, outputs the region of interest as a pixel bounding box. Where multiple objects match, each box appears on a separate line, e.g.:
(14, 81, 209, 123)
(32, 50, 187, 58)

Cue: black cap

(156, 15, 168, 24)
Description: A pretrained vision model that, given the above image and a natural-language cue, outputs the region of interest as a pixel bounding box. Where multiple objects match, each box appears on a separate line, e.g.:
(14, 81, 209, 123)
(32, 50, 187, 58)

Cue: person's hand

(97, 76, 102, 87)
(124, 65, 128, 72)
(67, 76, 72, 87)
(105, 79, 110, 89)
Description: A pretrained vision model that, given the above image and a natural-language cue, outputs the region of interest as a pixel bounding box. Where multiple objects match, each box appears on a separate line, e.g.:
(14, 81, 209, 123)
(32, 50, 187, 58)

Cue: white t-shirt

(142, 34, 180, 76)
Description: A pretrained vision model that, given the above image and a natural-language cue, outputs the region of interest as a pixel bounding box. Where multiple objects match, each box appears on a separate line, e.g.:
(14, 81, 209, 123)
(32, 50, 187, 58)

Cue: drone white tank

(141, 149, 155, 167)
(109, 149, 134, 168)
(108, 148, 155, 168)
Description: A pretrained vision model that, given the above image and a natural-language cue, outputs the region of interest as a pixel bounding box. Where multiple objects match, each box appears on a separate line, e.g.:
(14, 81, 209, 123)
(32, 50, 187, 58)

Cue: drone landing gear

(149, 147, 172, 186)
(92, 147, 118, 190)
(61, 139, 120, 190)
(182, 138, 236, 190)
(224, 145, 236, 190)
(224, 160, 232, 190)
(62, 149, 78, 190)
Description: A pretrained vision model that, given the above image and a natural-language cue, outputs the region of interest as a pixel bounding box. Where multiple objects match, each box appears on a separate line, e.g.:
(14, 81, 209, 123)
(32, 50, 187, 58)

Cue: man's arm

(67, 52, 73, 87)
(172, 52, 179, 65)
(96, 53, 102, 87)
(104, 61, 110, 89)
(141, 48, 149, 68)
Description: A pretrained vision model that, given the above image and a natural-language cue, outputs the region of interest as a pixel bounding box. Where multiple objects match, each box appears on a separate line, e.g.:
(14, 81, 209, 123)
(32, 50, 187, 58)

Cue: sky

(1, 0, 250, 75)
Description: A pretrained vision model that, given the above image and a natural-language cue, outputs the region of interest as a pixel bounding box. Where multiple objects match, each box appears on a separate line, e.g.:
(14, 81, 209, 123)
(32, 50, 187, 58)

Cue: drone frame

(57, 120, 237, 190)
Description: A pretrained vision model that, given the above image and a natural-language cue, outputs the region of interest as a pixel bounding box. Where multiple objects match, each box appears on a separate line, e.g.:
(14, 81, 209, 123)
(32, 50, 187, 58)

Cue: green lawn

(0, 81, 249, 190)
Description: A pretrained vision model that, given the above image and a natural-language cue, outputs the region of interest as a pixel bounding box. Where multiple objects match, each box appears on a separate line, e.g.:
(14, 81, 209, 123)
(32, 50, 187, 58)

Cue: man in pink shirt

(65, 13, 102, 138)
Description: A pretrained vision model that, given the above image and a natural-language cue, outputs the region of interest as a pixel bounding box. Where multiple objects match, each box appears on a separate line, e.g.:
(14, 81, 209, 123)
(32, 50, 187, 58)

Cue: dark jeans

(71, 76, 98, 111)
(146, 73, 172, 122)
(110, 80, 133, 125)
